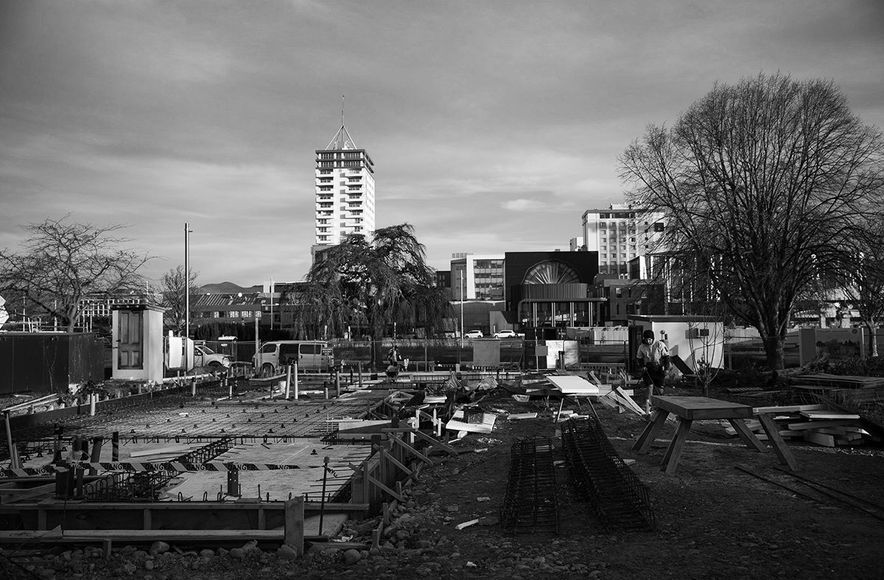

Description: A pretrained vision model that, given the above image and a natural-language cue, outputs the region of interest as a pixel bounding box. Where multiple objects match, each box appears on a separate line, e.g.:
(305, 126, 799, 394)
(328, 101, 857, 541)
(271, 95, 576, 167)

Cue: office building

(581, 204, 665, 276)
(449, 253, 505, 300)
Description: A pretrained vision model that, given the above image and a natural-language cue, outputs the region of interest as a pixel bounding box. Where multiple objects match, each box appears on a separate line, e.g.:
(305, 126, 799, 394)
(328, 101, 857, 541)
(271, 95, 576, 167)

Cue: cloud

(502, 199, 544, 212)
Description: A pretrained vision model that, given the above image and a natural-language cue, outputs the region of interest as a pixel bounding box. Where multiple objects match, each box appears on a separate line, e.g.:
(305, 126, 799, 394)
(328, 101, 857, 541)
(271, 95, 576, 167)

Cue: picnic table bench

(631, 396, 798, 474)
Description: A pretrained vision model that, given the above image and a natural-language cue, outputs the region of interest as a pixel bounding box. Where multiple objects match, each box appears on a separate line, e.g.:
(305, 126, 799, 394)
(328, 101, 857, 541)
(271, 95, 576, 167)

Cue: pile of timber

(792, 374, 884, 389)
(723, 404, 872, 448)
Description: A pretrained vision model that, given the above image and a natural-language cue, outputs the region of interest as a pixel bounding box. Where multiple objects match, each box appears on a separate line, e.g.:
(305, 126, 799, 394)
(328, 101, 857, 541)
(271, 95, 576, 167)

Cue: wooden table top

(650, 396, 754, 420)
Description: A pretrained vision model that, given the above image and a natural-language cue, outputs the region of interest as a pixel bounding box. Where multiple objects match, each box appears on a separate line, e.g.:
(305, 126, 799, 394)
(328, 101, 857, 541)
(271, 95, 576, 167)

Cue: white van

(253, 341, 334, 376)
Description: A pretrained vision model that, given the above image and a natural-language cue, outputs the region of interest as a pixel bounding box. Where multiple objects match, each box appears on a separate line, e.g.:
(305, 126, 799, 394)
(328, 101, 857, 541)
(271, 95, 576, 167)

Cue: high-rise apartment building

(313, 124, 375, 249)
(581, 204, 665, 276)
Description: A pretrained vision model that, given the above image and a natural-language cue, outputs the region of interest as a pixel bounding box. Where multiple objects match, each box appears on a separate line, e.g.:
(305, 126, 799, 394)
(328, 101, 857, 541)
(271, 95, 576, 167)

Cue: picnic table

(631, 396, 798, 474)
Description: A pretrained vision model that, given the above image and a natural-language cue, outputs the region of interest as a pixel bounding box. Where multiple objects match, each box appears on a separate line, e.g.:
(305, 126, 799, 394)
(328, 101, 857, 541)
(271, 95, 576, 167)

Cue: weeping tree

(294, 224, 450, 368)
(621, 73, 883, 369)
(0, 216, 150, 331)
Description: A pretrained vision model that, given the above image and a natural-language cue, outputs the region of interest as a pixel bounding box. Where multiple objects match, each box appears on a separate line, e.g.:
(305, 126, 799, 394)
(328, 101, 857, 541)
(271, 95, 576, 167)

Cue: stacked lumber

(793, 374, 884, 389)
(748, 404, 871, 448)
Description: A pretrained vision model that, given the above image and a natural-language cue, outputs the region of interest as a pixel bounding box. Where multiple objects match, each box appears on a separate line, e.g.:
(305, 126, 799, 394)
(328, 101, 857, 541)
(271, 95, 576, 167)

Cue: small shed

(628, 315, 725, 372)
(0, 332, 106, 395)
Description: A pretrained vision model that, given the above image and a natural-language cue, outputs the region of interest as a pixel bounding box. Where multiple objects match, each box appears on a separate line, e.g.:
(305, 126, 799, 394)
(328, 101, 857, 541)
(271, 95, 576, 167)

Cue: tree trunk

(868, 322, 879, 358)
(762, 334, 785, 370)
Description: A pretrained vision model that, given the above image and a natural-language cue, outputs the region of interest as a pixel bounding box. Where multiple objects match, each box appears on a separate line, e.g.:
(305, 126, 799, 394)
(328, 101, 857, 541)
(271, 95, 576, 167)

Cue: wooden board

(545, 375, 600, 395)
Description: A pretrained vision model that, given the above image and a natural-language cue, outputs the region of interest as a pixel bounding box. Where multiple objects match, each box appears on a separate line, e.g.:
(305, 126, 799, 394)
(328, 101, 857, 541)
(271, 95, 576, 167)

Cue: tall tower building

(581, 204, 665, 276)
(313, 123, 375, 250)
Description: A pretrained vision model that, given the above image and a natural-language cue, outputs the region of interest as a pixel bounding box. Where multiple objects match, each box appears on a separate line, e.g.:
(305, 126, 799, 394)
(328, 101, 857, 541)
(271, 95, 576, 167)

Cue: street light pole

(185, 223, 191, 340)
(460, 270, 465, 350)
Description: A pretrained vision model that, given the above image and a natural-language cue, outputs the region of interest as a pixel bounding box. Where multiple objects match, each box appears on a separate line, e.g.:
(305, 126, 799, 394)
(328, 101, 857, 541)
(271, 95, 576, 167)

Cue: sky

(1, 0, 882, 287)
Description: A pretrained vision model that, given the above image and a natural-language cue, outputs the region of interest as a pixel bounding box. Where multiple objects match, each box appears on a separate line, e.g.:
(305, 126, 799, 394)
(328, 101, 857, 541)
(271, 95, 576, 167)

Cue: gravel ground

(3, 386, 884, 580)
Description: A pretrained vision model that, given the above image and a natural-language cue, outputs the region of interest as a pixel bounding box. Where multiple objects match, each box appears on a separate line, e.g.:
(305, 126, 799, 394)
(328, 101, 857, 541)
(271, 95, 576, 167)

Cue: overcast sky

(1, 0, 882, 287)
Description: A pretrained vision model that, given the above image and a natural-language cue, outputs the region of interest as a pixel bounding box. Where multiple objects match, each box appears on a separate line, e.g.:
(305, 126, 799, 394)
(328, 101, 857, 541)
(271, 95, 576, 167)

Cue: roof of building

(323, 124, 358, 150)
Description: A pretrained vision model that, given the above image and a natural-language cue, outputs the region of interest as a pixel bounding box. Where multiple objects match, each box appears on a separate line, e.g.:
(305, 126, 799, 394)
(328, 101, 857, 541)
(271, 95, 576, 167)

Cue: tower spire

(341, 94, 345, 128)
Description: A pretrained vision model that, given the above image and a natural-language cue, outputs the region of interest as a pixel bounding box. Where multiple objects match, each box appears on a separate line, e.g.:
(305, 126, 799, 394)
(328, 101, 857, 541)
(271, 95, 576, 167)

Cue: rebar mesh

(561, 416, 655, 531)
(500, 436, 558, 534)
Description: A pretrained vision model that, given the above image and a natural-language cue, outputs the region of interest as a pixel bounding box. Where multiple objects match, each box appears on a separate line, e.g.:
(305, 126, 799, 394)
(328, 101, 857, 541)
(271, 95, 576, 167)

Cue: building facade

(449, 253, 506, 300)
(504, 251, 601, 331)
(313, 124, 375, 249)
(581, 204, 665, 276)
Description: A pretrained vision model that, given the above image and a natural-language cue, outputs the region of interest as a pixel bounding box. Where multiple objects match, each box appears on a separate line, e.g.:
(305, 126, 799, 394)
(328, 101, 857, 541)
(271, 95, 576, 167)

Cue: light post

(460, 269, 465, 350)
(184, 223, 192, 340)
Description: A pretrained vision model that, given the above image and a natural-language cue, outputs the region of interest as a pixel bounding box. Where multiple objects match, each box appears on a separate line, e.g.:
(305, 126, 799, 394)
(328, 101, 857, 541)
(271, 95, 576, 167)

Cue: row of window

(199, 311, 258, 319)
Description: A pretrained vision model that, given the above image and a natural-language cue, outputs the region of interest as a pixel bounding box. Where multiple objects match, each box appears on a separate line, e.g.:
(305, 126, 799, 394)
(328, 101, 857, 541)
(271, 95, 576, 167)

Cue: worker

(636, 329, 670, 413)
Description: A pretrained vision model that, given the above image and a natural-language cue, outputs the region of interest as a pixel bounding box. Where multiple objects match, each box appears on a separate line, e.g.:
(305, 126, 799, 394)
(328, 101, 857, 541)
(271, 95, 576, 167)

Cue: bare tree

(834, 213, 884, 357)
(0, 216, 150, 331)
(159, 265, 199, 333)
(621, 73, 884, 369)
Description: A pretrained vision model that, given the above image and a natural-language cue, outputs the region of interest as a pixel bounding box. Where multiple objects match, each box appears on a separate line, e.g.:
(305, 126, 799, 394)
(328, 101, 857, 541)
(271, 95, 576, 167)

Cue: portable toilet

(111, 303, 165, 382)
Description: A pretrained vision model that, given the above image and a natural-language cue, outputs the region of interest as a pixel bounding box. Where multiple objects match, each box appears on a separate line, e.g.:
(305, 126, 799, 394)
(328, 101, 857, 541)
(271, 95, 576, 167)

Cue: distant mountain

(198, 282, 263, 294)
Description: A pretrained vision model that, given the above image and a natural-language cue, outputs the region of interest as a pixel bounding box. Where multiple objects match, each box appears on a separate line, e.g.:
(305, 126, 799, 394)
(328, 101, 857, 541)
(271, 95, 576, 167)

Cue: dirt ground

(3, 384, 884, 580)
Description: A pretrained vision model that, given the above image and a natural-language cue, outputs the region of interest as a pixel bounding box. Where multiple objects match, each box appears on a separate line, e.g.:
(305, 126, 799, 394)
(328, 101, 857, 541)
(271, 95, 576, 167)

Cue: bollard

(227, 468, 241, 497)
(358, 362, 362, 388)
(112, 431, 119, 462)
(191, 378, 197, 397)
(293, 363, 299, 400)
(335, 370, 341, 398)
(89, 393, 96, 417)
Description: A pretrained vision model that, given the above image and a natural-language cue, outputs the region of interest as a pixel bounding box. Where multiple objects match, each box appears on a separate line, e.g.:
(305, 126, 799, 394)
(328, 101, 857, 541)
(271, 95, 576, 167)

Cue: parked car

(464, 330, 484, 339)
(193, 344, 231, 369)
(493, 329, 517, 339)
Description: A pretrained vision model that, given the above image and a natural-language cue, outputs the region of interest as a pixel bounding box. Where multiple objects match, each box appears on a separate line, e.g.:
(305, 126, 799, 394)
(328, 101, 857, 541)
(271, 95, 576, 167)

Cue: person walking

(636, 329, 670, 413)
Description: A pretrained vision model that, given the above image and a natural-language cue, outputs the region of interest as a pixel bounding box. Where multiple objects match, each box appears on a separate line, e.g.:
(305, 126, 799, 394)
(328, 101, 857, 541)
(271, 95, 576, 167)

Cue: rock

(144, 560, 155, 571)
(149, 541, 170, 556)
(343, 549, 361, 565)
(217, 548, 228, 557)
(199, 549, 214, 558)
(277, 545, 299, 561)
(229, 548, 245, 560)
(241, 540, 260, 553)
(395, 530, 410, 541)
(443, 505, 460, 513)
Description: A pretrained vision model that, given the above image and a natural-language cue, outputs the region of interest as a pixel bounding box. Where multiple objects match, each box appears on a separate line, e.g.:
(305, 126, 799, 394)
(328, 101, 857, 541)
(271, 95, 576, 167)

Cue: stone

(343, 549, 362, 565)
(149, 541, 170, 556)
(443, 505, 459, 513)
(199, 549, 214, 558)
(277, 545, 299, 561)
(241, 540, 260, 553)
(229, 548, 245, 560)
(144, 560, 155, 571)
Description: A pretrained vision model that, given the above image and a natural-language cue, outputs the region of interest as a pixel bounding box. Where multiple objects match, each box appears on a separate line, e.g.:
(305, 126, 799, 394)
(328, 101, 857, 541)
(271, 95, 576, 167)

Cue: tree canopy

(0, 217, 150, 331)
(294, 224, 449, 346)
(621, 73, 883, 369)
(158, 265, 199, 333)
(833, 212, 884, 357)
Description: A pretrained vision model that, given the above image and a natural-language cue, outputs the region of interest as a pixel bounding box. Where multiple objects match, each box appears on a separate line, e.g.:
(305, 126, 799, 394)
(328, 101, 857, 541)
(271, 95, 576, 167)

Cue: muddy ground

(3, 385, 883, 579)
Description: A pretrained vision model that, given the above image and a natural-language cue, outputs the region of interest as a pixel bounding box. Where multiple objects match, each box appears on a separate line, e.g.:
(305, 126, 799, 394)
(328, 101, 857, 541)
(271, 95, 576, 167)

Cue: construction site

(1, 355, 883, 579)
